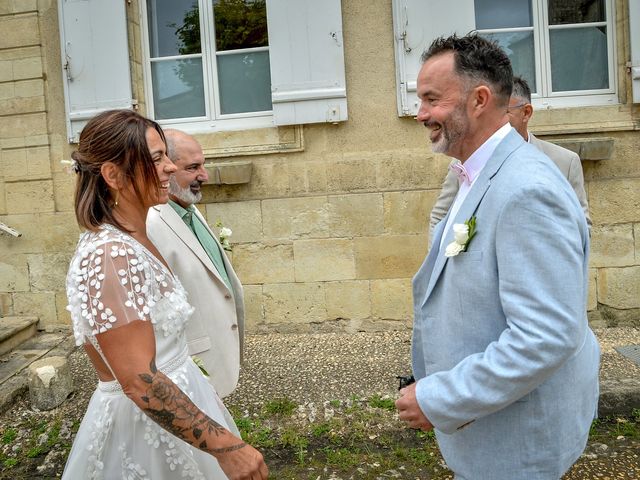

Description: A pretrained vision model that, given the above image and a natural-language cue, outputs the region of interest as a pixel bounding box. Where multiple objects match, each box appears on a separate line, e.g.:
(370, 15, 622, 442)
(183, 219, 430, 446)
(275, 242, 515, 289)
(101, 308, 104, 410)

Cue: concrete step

(0, 316, 38, 356)
(0, 330, 76, 413)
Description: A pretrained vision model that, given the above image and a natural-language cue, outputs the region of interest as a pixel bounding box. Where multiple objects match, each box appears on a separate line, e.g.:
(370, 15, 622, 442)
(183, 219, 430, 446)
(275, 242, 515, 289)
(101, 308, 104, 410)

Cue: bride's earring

(113, 190, 119, 208)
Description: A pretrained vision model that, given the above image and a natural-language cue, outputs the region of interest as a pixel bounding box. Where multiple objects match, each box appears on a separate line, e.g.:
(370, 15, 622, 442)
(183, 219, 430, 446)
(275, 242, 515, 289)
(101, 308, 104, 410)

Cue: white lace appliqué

(66, 225, 191, 345)
(86, 397, 114, 480)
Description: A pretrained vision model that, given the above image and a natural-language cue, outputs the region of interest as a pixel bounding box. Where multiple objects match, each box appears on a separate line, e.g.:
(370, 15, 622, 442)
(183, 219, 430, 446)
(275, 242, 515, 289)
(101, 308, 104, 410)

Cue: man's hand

(396, 382, 434, 432)
(215, 442, 269, 480)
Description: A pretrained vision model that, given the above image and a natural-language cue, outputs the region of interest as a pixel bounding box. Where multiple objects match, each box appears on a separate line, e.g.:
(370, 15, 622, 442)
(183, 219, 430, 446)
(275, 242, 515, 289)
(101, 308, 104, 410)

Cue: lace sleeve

(67, 234, 163, 345)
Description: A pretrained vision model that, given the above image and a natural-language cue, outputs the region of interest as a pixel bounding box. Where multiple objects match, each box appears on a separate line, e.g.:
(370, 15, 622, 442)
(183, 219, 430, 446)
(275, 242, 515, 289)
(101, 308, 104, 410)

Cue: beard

(169, 176, 202, 205)
(429, 102, 469, 155)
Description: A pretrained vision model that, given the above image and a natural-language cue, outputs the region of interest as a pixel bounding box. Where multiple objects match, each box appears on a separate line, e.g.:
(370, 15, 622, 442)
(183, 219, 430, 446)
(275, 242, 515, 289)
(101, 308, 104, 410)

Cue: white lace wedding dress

(63, 224, 237, 479)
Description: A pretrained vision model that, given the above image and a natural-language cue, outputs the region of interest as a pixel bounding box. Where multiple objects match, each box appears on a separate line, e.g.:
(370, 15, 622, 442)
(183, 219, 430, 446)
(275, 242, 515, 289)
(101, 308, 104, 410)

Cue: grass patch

(2, 458, 18, 468)
(26, 446, 44, 458)
(1, 428, 17, 444)
(367, 395, 396, 411)
(324, 447, 362, 469)
(237, 418, 275, 449)
(263, 398, 297, 417)
(589, 415, 640, 442)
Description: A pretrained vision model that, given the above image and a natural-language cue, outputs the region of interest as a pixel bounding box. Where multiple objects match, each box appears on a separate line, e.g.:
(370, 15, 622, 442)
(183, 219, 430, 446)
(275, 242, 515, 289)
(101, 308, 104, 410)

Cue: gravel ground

(0, 327, 638, 478)
(227, 327, 640, 411)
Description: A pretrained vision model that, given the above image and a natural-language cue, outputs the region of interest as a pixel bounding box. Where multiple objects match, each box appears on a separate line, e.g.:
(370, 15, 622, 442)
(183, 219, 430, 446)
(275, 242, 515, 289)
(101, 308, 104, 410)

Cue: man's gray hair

(512, 76, 532, 104)
(163, 130, 179, 163)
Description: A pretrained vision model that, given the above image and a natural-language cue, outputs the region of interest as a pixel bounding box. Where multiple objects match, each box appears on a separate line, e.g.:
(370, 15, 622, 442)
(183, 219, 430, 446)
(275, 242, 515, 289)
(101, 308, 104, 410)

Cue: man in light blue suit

(395, 34, 600, 480)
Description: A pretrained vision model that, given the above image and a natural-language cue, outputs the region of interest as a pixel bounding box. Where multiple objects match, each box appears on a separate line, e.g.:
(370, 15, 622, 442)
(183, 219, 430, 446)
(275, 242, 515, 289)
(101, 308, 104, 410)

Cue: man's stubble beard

(431, 101, 469, 156)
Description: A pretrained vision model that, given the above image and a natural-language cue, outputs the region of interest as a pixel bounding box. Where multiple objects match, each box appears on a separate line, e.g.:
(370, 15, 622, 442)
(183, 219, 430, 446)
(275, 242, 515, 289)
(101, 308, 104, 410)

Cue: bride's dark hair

(72, 109, 166, 232)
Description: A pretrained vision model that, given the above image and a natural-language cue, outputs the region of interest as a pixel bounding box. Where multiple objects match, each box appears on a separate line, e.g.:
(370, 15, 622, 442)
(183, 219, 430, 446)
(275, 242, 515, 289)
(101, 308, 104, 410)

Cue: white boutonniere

(214, 220, 233, 251)
(445, 216, 477, 257)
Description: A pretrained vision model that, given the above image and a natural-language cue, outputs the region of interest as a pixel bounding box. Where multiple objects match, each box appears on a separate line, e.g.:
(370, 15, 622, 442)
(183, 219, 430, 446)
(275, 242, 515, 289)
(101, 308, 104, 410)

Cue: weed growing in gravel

(0, 429, 16, 444)
(263, 398, 297, 416)
(229, 395, 451, 479)
(589, 414, 640, 442)
(367, 394, 396, 411)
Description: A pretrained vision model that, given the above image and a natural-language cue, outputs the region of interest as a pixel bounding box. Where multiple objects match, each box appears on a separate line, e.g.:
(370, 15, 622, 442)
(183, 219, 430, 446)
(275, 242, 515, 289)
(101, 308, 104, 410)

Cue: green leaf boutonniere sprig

(445, 216, 477, 257)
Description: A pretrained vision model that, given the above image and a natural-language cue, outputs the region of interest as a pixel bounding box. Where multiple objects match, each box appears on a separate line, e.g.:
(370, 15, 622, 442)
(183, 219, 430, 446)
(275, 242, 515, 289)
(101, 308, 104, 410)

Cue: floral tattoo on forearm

(139, 360, 246, 455)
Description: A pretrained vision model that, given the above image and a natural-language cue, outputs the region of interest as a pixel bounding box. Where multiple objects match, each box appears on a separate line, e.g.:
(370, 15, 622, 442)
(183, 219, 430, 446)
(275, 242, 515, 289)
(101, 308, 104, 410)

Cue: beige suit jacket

(429, 133, 591, 240)
(147, 203, 244, 398)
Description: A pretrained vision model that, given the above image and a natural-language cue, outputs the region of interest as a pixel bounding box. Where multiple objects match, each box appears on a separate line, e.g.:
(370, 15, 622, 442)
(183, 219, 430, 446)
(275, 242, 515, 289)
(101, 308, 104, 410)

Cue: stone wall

(0, 0, 638, 332)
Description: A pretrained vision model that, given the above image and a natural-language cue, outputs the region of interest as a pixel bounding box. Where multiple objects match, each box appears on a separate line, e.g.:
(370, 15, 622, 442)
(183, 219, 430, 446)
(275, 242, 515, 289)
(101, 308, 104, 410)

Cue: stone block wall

(0, 0, 79, 331)
(0, 0, 638, 333)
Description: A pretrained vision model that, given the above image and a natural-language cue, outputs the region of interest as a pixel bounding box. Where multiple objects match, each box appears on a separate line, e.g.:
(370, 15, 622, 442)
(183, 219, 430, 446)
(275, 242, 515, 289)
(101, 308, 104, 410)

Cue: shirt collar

(461, 122, 513, 183)
(168, 199, 192, 219)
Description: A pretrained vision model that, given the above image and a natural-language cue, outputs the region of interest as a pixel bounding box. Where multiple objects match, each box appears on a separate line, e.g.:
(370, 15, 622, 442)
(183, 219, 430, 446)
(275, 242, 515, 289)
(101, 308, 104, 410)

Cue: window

(59, 0, 348, 141)
(142, 0, 274, 130)
(392, 0, 618, 116)
(475, 0, 616, 107)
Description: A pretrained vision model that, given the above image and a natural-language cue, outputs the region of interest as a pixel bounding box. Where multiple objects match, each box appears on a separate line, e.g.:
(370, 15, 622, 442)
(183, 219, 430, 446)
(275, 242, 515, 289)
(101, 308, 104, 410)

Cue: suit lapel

(192, 207, 237, 294)
(421, 130, 524, 306)
(157, 205, 228, 288)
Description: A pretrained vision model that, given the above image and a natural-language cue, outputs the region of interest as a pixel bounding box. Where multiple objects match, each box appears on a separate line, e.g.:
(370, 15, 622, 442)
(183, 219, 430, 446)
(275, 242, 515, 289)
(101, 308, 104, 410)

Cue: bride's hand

(214, 441, 268, 480)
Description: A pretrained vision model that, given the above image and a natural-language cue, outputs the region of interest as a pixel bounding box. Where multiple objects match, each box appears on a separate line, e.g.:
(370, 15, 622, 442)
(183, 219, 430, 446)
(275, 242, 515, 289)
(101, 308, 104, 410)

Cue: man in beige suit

(430, 76, 590, 238)
(147, 130, 244, 398)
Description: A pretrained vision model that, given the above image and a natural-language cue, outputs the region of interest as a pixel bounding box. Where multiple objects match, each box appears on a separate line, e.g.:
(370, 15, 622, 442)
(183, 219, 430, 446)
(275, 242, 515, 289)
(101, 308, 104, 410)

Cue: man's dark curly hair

(421, 33, 513, 107)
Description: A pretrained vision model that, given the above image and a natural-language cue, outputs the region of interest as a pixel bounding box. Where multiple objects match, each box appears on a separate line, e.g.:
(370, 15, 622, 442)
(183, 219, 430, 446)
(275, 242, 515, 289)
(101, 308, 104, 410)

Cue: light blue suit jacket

(412, 129, 600, 480)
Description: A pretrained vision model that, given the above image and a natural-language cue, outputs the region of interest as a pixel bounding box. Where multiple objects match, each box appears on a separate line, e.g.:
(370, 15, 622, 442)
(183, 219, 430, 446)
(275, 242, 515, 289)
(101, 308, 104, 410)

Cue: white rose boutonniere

(445, 216, 477, 257)
(214, 220, 233, 251)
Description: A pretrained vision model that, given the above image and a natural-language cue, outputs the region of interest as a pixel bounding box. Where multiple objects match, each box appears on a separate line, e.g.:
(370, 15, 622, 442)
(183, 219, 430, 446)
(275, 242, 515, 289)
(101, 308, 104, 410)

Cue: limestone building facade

(0, 0, 638, 333)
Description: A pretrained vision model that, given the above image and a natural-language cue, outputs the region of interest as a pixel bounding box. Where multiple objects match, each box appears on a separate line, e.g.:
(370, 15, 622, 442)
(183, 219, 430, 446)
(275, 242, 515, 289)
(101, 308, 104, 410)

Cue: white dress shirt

(440, 123, 513, 250)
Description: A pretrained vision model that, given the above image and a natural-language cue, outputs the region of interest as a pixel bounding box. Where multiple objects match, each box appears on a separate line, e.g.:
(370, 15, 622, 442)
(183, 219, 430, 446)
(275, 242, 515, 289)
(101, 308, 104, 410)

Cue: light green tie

(183, 206, 232, 292)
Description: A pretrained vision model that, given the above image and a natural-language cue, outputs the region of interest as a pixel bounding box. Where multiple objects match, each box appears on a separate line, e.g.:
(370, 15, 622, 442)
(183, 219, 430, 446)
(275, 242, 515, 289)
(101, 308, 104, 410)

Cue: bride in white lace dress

(62, 110, 268, 480)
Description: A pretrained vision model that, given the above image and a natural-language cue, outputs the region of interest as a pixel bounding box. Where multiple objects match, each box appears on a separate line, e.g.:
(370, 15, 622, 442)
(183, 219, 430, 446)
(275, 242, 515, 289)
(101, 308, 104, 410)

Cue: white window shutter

(629, 0, 640, 103)
(265, 0, 347, 125)
(392, 0, 475, 116)
(58, 0, 133, 143)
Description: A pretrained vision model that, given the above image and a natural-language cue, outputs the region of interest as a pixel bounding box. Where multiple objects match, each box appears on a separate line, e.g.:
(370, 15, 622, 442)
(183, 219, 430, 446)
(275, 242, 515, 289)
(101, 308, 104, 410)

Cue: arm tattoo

(138, 360, 246, 455)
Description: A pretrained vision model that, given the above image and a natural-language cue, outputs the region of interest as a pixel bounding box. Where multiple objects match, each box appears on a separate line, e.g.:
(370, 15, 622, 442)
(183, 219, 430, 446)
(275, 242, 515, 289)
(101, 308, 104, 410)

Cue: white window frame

(393, 0, 619, 116)
(477, 0, 617, 109)
(139, 0, 275, 134)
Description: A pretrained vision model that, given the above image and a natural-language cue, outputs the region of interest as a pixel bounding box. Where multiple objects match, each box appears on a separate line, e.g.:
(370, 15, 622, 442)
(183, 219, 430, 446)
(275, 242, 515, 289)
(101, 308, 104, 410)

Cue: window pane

(550, 27, 608, 91)
(151, 58, 206, 119)
(147, 0, 201, 57)
(217, 50, 272, 114)
(548, 0, 605, 25)
(213, 0, 268, 51)
(475, 0, 532, 29)
(481, 31, 536, 93)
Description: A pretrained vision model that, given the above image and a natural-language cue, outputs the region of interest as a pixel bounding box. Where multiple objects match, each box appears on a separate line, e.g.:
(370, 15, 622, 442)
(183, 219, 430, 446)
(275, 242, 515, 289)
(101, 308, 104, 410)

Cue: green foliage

(367, 395, 396, 411)
(1, 428, 17, 444)
(263, 397, 297, 417)
(173, 3, 201, 55)
(3, 458, 18, 468)
(34, 420, 47, 435)
(236, 418, 275, 448)
(47, 421, 61, 447)
(416, 429, 436, 441)
(323, 447, 361, 469)
(310, 421, 333, 437)
(613, 417, 640, 439)
(26, 446, 44, 458)
(214, 0, 268, 51)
